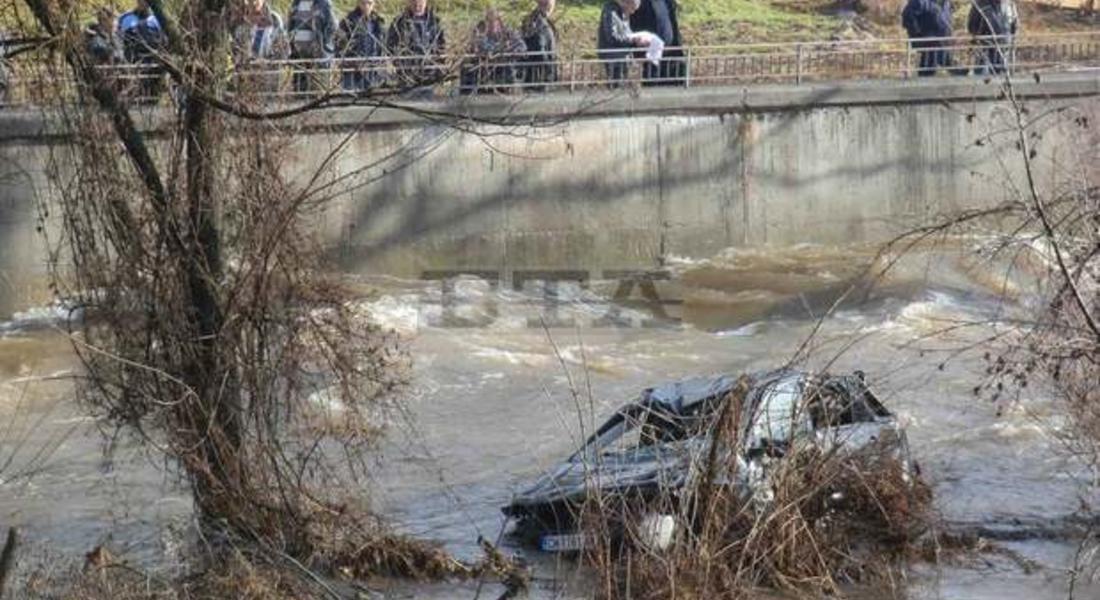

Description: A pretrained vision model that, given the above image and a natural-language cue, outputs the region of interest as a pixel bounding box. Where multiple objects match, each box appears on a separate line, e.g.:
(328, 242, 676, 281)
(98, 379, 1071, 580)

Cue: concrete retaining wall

(1, 73, 1098, 315)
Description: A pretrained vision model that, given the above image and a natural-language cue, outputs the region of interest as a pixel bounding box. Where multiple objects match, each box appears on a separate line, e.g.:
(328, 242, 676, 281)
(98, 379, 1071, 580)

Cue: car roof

(642, 369, 805, 415)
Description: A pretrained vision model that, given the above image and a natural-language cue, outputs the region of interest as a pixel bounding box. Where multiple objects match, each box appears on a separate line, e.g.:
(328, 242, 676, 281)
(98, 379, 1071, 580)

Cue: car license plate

(539, 532, 587, 552)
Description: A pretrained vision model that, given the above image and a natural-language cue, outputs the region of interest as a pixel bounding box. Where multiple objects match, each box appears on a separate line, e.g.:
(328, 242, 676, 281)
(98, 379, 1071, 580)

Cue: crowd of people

(73, 0, 687, 100)
(902, 0, 1020, 76)
(0, 0, 1043, 104)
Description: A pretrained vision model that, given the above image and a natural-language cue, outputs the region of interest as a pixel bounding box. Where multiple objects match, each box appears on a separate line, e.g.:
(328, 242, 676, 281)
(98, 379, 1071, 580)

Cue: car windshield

(573, 403, 700, 461)
(748, 375, 806, 446)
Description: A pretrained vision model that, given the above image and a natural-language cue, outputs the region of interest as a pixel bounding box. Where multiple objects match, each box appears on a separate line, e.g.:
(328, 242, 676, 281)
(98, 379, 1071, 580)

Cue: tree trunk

(178, 0, 245, 522)
(0, 527, 17, 598)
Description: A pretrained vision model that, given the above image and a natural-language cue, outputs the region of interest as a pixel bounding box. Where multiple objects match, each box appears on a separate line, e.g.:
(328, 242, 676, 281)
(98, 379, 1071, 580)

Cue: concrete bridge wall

(1, 74, 1098, 315)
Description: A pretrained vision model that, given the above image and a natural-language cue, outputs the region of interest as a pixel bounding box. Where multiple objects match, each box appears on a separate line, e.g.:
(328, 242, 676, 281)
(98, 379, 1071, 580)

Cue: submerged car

(503, 370, 914, 552)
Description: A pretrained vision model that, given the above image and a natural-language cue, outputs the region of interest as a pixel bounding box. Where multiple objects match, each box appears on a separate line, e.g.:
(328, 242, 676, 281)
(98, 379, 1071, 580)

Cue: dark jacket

(338, 8, 386, 59)
(521, 9, 558, 84)
(461, 19, 526, 92)
(0, 36, 9, 100)
(386, 10, 445, 58)
(902, 0, 952, 39)
(469, 21, 524, 57)
(84, 22, 124, 64)
(287, 0, 337, 58)
(630, 0, 680, 47)
(597, 1, 634, 55)
(968, 0, 1015, 37)
(522, 9, 557, 56)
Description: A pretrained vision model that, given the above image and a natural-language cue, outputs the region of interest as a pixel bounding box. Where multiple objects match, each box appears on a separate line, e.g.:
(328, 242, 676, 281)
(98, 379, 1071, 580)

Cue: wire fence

(2, 31, 1099, 107)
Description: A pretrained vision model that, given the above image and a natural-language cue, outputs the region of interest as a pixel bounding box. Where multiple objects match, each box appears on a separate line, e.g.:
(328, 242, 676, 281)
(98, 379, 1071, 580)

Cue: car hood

(507, 437, 714, 510)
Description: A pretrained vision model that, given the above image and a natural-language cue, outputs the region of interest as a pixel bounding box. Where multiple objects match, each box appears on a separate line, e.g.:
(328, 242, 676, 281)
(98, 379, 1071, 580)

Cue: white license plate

(539, 532, 588, 552)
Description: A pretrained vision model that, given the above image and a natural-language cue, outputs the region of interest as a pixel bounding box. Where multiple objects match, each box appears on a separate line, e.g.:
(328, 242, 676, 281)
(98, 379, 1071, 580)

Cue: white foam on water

(306, 385, 345, 414)
(714, 321, 765, 337)
(469, 347, 551, 367)
(360, 294, 422, 335)
(0, 300, 84, 334)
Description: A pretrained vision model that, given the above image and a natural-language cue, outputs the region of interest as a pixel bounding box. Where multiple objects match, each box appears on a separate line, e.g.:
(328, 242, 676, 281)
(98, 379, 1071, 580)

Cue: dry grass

(15, 523, 525, 599)
(20, 548, 330, 599)
(571, 383, 933, 599)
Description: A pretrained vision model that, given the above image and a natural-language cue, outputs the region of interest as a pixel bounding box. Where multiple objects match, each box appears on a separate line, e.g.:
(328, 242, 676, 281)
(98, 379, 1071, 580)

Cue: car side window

(575, 409, 644, 459)
(809, 377, 889, 428)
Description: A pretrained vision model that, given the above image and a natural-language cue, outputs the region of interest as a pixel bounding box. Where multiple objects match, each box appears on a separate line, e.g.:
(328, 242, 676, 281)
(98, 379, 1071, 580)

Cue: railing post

(569, 54, 576, 93)
(684, 46, 692, 88)
(795, 43, 804, 84)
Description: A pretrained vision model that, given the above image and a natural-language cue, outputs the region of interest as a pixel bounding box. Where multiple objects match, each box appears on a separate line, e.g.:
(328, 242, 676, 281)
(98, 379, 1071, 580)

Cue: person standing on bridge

(286, 0, 337, 96)
(460, 8, 526, 95)
(598, 0, 649, 86)
(520, 0, 559, 90)
(0, 32, 9, 105)
(82, 8, 126, 97)
(901, 0, 954, 77)
(387, 0, 447, 91)
(630, 0, 685, 85)
(337, 0, 388, 92)
(968, 0, 1018, 75)
(117, 0, 165, 102)
(85, 7, 124, 66)
(230, 0, 290, 95)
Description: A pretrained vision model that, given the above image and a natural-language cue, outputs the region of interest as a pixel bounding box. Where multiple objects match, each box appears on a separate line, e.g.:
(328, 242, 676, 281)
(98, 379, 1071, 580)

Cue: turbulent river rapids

(1, 243, 1098, 599)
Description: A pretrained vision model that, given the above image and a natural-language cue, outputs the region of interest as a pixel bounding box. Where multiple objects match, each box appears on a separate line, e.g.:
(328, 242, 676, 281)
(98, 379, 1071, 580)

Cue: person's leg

(618, 57, 630, 85)
(526, 59, 551, 93)
(640, 60, 658, 86)
(497, 64, 518, 93)
(918, 49, 935, 76)
(972, 42, 990, 76)
(140, 65, 164, 103)
(658, 56, 685, 86)
(989, 44, 1005, 75)
(911, 40, 928, 76)
(603, 57, 619, 87)
(339, 58, 364, 93)
(931, 47, 949, 75)
(312, 59, 334, 94)
(292, 68, 308, 95)
(459, 62, 478, 95)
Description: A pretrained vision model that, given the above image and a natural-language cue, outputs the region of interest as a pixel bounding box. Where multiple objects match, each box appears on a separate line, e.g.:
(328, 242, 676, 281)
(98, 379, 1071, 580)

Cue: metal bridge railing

(2, 31, 1099, 107)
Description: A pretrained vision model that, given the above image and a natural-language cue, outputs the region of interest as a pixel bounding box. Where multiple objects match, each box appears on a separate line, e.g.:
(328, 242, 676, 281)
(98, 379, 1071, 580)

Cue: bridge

(2, 32, 1100, 103)
(1, 34, 1099, 317)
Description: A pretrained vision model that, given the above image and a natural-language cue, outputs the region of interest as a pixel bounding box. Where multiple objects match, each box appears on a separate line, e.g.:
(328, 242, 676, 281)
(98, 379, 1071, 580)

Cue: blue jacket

(902, 0, 952, 39)
(117, 9, 164, 63)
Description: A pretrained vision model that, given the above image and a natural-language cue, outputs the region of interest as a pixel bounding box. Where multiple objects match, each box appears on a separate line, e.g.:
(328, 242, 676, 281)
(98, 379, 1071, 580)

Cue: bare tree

(11, 0, 497, 576)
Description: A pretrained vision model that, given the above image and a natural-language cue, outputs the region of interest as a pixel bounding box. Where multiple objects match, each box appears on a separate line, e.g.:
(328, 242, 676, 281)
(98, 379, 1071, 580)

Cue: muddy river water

(1, 243, 1098, 598)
